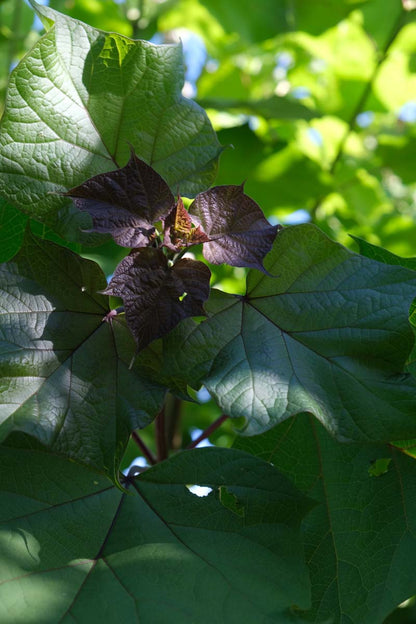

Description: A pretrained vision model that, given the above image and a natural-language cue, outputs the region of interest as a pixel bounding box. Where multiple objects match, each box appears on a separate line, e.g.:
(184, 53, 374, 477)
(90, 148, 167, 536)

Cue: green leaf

(368, 457, 392, 476)
(352, 235, 416, 271)
(0, 1, 222, 239)
(0, 445, 313, 623)
(234, 414, 416, 624)
(0, 227, 165, 482)
(198, 95, 320, 121)
(0, 197, 27, 262)
(163, 224, 416, 442)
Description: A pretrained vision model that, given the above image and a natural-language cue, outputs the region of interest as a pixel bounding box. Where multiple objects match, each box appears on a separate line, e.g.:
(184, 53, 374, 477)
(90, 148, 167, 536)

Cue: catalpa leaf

(104, 248, 211, 350)
(163, 196, 209, 251)
(0, 446, 313, 622)
(67, 151, 175, 248)
(235, 414, 416, 624)
(162, 224, 416, 442)
(0, 228, 165, 482)
(189, 184, 280, 272)
(0, 2, 222, 240)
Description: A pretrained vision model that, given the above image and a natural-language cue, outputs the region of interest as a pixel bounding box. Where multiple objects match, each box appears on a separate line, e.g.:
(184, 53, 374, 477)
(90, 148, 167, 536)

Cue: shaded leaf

(0, 228, 165, 482)
(162, 224, 416, 441)
(235, 414, 416, 624)
(0, 197, 27, 262)
(67, 151, 175, 248)
(0, 445, 313, 623)
(104, 248, 211, 350)
(190, 184, 280, 272)
(163, 196, 209, 251)
(0, 2, 222, 239)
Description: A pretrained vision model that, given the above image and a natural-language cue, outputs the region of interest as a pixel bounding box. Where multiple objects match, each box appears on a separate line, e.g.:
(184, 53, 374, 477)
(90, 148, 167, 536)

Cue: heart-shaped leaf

(235, 414, 416, 624)
(0, 228, 166, 482)
(0, 446, 313, 622)
(162, 224, 416, 442)
(0, 1, 222, 239)
(67, 151, 175, 248)
(104, 248, 211, 350)
(189, 184, 280, 272)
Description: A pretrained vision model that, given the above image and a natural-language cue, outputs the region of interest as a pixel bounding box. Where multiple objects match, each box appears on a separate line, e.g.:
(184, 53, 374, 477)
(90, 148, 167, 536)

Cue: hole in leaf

(186, 484, 213, 497)
(179, 291, 188, 301)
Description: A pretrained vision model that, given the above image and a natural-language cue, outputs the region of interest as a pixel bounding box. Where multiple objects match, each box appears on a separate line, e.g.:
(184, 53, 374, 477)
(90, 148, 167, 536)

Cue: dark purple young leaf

(189, 184, 280, 272)
(66, 152, 175, 248)
(103, 248, 211, 350)
(163, 196, 209, 251)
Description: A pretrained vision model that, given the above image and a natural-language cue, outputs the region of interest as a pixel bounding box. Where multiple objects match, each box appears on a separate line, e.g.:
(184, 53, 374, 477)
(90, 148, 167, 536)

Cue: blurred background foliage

(1, 3, 416, 616)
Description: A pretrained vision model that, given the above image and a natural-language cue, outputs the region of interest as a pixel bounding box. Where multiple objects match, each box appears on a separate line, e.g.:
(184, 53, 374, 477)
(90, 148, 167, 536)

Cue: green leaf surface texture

(164, 224, 416, 442)
(0, 1, 222, 237)
(235, 414, 416, 624)
(0, 197, 27, 262)
(0, 446, 313, 624)
(0, 228, 165, 481)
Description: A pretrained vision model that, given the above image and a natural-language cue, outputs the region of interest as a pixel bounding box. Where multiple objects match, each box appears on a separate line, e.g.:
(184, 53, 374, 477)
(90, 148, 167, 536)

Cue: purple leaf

(163, 196, 209, 251)
(103, 248, 211, 350)
(189, 184, 280, 272)
(66, 152, 175, 248)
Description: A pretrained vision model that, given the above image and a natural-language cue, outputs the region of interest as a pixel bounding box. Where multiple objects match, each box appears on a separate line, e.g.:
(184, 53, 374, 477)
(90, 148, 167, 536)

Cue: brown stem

(131, 431, 157, 465)
(165, 394, 183, 451)
(155, 405, 168, 462)
(186, 414, 229, 449)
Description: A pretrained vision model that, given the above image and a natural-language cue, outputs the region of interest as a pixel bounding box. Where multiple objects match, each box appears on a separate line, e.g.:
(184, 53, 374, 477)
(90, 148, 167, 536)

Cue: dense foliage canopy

(1, 0, 416, 622)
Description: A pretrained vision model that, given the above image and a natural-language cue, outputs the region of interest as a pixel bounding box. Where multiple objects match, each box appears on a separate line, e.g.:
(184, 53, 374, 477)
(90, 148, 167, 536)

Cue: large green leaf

(0, 228, 165, 482)
(0, 445, 313, 623)
(235, 414, 416, 624)
(163, 224, 416, 442)
(0, 1, 222, 239)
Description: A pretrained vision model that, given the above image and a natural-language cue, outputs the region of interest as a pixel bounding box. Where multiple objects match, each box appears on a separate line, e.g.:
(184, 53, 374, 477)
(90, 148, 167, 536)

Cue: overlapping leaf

(0, 446, 313, 623)
(104, 248, 211, 351)
(0, 1, 222, 239)
(235, 414, 416, 624)
(189, 184, 280, 272)
(0, 228, 165, 482)
(0, 197, 27, 262)
(163, 196, 209, 250)
(67, 151, 175, 248)
(162, 224, 416, 441)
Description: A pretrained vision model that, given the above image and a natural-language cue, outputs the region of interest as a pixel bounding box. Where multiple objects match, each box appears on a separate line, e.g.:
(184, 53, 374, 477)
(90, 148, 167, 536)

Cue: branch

(186, 414, 229, 449)
(155, 405, 168, 462)
(310, 9, 406, 218)
(131, 431, 157, 465)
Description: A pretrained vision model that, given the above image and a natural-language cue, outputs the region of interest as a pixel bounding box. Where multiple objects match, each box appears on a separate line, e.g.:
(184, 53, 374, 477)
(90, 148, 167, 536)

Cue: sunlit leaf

(0, 1, 222, 239)
(164, 224, 416, 441)
(190, 184, 280, 272)
(67, 151, 175, 248)
(0, 228, 165, 482)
